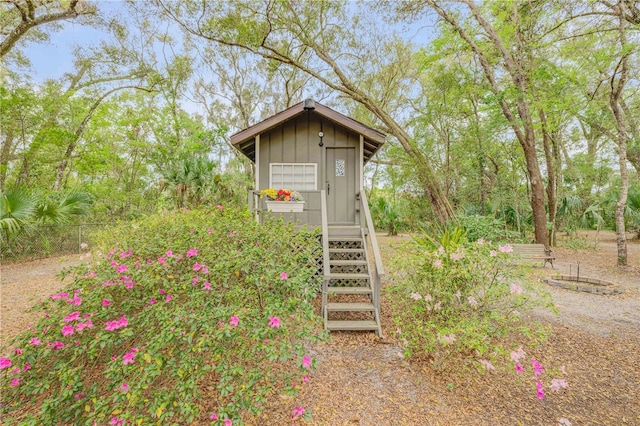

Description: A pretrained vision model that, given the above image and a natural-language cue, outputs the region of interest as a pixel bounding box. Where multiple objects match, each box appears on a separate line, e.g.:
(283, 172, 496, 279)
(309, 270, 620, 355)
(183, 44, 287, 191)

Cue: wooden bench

(510, 244, 555, 268)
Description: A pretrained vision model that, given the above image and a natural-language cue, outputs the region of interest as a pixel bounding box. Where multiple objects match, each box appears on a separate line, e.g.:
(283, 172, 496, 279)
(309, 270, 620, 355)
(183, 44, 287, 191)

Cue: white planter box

(265, 201, 305, 213)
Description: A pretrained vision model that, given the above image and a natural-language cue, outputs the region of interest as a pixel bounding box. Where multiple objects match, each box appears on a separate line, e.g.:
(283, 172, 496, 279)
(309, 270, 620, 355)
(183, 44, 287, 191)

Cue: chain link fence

(1, 224, 109, 263)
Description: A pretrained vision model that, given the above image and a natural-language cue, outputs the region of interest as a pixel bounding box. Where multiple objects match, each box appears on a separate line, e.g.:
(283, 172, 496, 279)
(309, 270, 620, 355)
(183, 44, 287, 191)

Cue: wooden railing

(359, 191, 385, 322)
(320, 190, 330, 330)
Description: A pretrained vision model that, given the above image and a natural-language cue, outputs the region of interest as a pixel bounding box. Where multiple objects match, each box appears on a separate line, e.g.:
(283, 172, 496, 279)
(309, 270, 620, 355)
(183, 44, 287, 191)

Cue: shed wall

(257, 112, 361, 225)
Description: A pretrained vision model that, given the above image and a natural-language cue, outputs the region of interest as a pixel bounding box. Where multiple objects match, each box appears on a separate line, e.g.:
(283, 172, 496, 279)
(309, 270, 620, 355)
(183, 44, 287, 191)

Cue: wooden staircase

(322, 226, 382, 336)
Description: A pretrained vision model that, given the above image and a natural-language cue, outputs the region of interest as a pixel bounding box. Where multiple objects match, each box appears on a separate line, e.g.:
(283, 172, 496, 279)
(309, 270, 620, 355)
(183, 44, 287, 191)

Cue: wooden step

(328, 237, 362, 242)
(326, 302, 376, 312)
(329, 248, 363, 253)
(326, 320, 379, 331)
(326, 286, 372, 295)
(329, 273, 370, 280)
(330, 260, 368, 266)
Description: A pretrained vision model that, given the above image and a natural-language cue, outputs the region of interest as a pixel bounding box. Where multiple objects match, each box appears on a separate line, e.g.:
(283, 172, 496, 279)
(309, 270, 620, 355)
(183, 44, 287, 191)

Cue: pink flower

(302, 375, 309, 383)
(105, 316, 128, 331)
(64, 311, 81, 322)
(550, 378, 568, 392)
(511, 347, 526, 363)
(515, 363, 523, 374)
(490, 250, 497, 257)
(10, 378, 20, 387)
(292, 406, 305, 419)
(229, 316, 240, 326)
(52, 341, 65, 350)
(158, 256, 166, 264)
(0, 358, 12, 369)
(11, 367, 20, 374)
(101, 299, 111, 307)
(216, 204, 224, 210)
(149, 297, 156, 305)
(192, 277, 199, 285)
(23, 363, 31, 371)
(450, 251, 465, 260)
(498, 244, 513, 253)
(50, 292, 69, 300)
(159, 289, 166, 294)
(302, 356, 312, 369)
(201, 265, 209, 274)
(61, 325, 75, 336)
(186, 248, 198, 257)
(13, 348, 22, 355)
(203, 282, 211, 290)
(118, 382, 129, 392)
(535, 380, 545, 399)
(193, 263, 202, 271)
(85, 271, 97, 278)
(224, 419, 232, 426)
(478, 359, 495, 371)
(165, 294, 173, 303)
(268, 316, 281, 328)
(74, 393, 85, 400)
(434, 302, 442, 310)
(477, 238, 485, 244)
(280, 272, 289, 280)
(410, 292, 422, 300)
(29, 338, 41, 346)
(116, 264, 128, 274)
(67, 294, 82, 306)
(263, 339, 270, 344)
(439, 334, 456, 344)
(510, 283, 523, 295)
(165, 250, 174, 257)
(110, 417, 124, 426)
(531, 359, 544, 377)
(122, 350, 136, 365)
(210, 413, 218, 420)
(433, 259, 443, 268)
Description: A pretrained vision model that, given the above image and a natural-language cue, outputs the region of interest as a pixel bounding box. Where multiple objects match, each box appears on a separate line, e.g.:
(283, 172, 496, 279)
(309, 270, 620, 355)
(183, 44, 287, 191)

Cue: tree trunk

(428, 0, 549, 246)
(609, 0, 630, 266)
(539, 109, 558, 246)
(0, 131, 15, 192)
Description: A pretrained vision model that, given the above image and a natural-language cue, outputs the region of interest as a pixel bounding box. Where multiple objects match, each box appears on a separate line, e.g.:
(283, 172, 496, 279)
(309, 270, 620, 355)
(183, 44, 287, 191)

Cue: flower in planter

(259, 188, 304, 202)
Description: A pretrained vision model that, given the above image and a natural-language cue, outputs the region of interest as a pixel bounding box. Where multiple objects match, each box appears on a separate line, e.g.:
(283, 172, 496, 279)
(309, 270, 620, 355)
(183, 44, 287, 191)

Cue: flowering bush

(259, 188, 304, 202)
(388, 228, 554, 371)
(0, 207, 324, 424)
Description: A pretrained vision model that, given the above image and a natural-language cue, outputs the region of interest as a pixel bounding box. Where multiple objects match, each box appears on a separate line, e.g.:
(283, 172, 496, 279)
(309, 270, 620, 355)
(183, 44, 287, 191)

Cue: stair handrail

(320, 190, 331, 281)
(359, 191, 385, 277)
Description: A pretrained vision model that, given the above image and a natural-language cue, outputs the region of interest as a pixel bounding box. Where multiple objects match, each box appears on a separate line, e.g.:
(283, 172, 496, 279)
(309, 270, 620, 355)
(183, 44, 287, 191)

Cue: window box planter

(265, 201, 305, 213)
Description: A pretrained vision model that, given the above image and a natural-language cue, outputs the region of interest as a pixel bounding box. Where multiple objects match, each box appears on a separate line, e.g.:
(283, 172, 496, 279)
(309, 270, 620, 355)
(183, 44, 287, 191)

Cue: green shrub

(457, 214, 523, 243)
(0, 207, 325, 425)
(388, 229, 553, 372)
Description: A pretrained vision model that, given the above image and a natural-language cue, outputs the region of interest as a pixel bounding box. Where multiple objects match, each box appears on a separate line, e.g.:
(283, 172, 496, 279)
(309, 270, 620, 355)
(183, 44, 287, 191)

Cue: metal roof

(230, 100, 386, 163)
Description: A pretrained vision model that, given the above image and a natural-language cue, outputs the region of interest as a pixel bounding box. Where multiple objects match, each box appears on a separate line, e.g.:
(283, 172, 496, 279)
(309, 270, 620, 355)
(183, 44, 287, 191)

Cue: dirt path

(1, 232, 639, 425)
(0, 254, 88, 347)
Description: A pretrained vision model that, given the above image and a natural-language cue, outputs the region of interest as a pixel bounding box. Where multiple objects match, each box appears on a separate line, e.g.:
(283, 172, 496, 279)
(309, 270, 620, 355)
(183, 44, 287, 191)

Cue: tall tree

(154, 0, 456, 223)
(0, 0, 94, 57)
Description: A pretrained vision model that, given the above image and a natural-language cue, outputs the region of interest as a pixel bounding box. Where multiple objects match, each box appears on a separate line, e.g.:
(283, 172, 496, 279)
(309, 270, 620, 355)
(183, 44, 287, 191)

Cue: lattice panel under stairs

(329, 250, 365, 261)
(328, 277, 370, 287)
(329, 263, 368, 274)
(328, 240, 363, 249)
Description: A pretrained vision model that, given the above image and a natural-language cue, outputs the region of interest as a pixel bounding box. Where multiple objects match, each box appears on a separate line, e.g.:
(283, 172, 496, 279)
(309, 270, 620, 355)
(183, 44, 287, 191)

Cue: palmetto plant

(160, 157, 218, 208)
(1, 187, 93, 237)
(0, 189, 38, 234)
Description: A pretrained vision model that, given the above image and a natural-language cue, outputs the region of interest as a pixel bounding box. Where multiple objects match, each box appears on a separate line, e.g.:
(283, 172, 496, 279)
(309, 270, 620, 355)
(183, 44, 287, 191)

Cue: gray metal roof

(230, 100, 386, 163)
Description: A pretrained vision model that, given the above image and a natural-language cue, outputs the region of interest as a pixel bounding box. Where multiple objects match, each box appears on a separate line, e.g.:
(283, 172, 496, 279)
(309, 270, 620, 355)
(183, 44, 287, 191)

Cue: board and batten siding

(257, 113, 361, 225)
